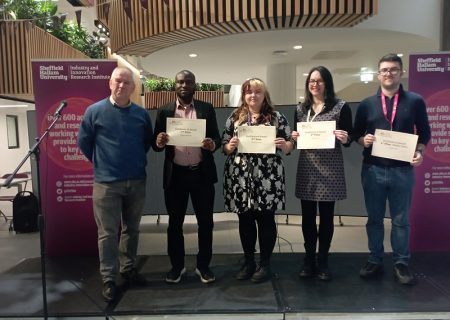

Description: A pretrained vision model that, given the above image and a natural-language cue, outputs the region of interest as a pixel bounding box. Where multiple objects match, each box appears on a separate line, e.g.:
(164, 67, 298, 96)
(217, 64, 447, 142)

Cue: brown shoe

(250, 265, 271, 283)
(102, 281, 116, 302)
(120, 268, 147, 286)
(393, 263, 416, 285)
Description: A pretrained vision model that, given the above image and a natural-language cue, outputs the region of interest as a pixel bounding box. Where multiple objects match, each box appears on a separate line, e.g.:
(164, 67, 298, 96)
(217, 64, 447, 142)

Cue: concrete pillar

(266, 64, 297, 105)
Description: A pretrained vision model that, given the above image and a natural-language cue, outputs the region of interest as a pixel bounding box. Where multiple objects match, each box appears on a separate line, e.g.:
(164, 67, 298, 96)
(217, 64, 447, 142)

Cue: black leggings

(238, 210, 276, 265)
(301, 200, 335, 255)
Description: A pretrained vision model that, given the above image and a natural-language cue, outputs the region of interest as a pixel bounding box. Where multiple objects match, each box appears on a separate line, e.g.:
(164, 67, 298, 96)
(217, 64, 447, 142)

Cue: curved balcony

(98, 0, 377, 56)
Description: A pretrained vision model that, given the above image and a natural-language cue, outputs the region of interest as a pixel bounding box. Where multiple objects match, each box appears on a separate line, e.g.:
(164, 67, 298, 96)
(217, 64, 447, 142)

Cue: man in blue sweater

(353, 54, 430, 285)
(78, 66, 153, 302)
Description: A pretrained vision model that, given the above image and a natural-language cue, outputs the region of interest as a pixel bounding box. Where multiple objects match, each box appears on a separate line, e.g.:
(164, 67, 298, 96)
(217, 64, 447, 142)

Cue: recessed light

(188, 53, 197, 58)
(272, 50, 287, 56)
(360, 73, 373, 82)
(397, 53, 404, 57)
(293, 45, 303, 50)
(303, 73, 308, 76)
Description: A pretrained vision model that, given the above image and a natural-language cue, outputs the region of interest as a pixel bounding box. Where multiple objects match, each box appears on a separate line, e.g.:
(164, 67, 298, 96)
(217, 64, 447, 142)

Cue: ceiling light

(302, 73, 309, 76)
(360, 73, 373, 83)
(272, 50, 287, 56)
(188, 53, 198, 58)
(397, 53, 404, 57)
(93, 19, 110, 45)
(293, 45, 303, 50)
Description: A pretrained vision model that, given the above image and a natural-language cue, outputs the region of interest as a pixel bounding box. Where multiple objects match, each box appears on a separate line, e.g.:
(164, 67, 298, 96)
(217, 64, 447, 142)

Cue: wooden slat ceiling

(98, 0, 378, 56)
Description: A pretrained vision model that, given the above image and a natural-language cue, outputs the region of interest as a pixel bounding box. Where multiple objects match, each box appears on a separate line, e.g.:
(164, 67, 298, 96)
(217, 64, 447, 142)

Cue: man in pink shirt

(152, 70, 220, 284)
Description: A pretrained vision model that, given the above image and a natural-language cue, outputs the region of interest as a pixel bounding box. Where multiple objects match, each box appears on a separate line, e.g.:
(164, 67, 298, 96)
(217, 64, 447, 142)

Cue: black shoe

(236, 261, 256, 280)
(102, 281, 116, 302)
(250, 265, 271, 283)
(165, 267, 186, 284)
(317, 268, 332, 281)
(317, 254, 332, 281)
(121, 268, 147, 286)
(195, 267, 216, 284)
(360, 261, 384, 278)
(299, 257, 316, 278)
(393, 263, 416, 285)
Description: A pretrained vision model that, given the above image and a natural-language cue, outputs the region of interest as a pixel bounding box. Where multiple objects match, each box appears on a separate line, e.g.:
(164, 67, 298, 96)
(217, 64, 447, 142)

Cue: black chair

(0, 172, 30, 225)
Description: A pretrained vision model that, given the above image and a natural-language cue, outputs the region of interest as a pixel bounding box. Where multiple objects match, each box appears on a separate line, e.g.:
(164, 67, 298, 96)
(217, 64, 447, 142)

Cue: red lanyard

(381, 91, 399, 130)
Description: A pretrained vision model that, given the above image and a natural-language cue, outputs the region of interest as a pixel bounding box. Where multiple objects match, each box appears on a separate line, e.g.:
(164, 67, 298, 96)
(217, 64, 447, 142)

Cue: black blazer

(152, 99, 221, 189)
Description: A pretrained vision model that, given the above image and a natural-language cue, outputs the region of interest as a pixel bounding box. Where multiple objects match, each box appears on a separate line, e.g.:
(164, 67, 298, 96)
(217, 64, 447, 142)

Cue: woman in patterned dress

(222, 78, 294, 283)
(291, 66, 352, 281)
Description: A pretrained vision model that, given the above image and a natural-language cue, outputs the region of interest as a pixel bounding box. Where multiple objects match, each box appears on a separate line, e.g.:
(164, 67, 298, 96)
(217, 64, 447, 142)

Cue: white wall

(0, 101, 34, 174)
(357, 0, 442, 44)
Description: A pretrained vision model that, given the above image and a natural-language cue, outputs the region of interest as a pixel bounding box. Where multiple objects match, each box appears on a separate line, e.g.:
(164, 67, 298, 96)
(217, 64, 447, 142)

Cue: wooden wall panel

(0, 21, 87, 100)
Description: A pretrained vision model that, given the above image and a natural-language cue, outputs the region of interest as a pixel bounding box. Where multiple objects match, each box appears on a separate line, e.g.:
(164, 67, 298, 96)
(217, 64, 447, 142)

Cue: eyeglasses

(378, 68, 401, 75)
(309, 79, 323, 85)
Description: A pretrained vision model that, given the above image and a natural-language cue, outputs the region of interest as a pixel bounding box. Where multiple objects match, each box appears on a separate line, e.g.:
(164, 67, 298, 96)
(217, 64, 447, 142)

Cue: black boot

(299, 253, 316, 278)
(317, 253, 332, 281)
(236, 254, 256, 280)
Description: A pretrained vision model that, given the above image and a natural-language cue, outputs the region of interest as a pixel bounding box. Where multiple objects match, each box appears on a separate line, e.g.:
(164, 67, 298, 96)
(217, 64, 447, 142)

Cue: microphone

(54, 100, 67, 117)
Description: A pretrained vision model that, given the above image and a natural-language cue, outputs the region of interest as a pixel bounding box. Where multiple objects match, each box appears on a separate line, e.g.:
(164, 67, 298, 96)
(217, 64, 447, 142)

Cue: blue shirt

(353, 85, 431, 167)
(77, 98, 153, 182)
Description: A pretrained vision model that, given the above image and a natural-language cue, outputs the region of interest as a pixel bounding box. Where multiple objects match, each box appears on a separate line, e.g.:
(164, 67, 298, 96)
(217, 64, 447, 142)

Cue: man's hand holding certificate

(371, 129, 418, 162)
(166, 118, 206, 147)
(238, 125, 276, 154)
(297, 120, 336, 149)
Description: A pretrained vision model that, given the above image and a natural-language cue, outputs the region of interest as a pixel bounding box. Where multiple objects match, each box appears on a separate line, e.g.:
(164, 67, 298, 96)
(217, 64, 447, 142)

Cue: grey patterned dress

(295, 100, 349, 201)
(222, 111, 292, 214)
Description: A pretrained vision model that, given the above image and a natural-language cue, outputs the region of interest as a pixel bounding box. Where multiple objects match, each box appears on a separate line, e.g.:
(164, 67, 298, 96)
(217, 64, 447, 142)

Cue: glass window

(6, 115, 19, 149)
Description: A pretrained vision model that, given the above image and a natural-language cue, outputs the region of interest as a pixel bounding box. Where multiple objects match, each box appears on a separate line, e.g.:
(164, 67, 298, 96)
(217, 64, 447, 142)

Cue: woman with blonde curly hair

(222, 78, 294, 283)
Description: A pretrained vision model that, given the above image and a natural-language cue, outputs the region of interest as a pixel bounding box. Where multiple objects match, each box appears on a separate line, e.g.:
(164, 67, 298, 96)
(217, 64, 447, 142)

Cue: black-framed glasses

(309, 79, 323, 85)
(378, 68, 401, 75)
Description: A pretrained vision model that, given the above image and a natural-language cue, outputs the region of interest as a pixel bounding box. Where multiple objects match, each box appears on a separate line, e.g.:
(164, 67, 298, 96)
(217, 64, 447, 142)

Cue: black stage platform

(1, 252, 450, 318)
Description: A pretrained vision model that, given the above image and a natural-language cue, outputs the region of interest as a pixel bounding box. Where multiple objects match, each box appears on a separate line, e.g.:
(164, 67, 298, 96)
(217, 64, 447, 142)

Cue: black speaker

(12, 191, 39, 233)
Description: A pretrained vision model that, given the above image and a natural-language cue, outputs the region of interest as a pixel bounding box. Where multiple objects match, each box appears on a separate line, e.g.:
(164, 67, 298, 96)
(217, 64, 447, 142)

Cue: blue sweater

(77, 98, 153, 183)
(353, 85, 431, 167)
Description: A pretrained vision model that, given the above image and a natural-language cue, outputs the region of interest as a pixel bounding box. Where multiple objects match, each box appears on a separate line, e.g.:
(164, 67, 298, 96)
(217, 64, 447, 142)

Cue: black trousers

(301, 200, 335, 256)
(164, 165, 215, 270)
(238, 210, 276, 266)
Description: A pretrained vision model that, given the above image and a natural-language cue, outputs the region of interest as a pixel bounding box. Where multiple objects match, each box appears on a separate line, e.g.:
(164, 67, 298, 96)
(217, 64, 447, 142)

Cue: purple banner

(32, 60, 117, 256)
(409, 53, 450, 251)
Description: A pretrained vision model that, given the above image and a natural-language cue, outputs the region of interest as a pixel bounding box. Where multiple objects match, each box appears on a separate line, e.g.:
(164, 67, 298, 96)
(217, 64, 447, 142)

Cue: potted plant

(144, 77, 224, 109)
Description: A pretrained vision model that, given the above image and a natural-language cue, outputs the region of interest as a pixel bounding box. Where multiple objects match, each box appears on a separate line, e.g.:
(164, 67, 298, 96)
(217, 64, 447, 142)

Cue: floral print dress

(222, 111, 292, 214)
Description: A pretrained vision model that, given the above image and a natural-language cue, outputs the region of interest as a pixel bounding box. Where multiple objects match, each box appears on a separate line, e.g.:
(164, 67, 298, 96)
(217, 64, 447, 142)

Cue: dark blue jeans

(361, 164, 415, 265)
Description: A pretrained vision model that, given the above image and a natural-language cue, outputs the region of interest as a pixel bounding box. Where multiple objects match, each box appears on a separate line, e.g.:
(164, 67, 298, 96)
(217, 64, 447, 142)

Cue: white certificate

(297, 120, 336, 149)
(237, 125, 276, 154)
(166, 118, 206, 147)
(372, 129, 418, 162)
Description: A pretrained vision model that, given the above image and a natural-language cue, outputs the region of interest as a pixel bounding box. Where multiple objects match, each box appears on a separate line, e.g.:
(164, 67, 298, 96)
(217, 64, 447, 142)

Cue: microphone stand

(5, 111, 65, 320)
